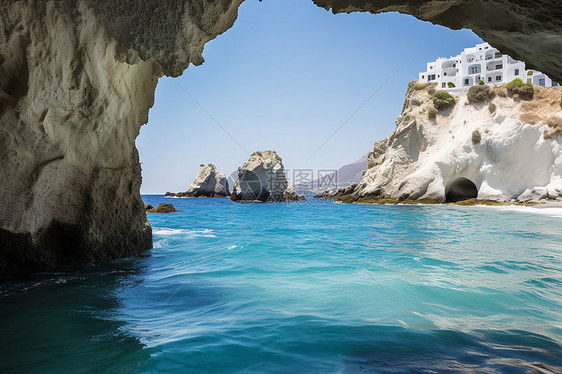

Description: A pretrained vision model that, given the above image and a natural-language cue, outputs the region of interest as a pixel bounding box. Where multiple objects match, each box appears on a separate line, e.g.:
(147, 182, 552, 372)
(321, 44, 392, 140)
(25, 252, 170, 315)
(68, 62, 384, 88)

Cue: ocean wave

(481, 205, 562, 219)
(152, 228, 217, 239)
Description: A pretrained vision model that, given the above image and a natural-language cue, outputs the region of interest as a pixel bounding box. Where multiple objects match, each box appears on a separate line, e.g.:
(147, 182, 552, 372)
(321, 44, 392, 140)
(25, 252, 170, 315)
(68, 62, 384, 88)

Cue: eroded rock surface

(147, 203, 179, 213)
(1, 0, 560, 274)
(345, 81, 562, 202)
(168, 164, 229, 197)
(0, 0, 243, 275)
(231, 151, 304, 202)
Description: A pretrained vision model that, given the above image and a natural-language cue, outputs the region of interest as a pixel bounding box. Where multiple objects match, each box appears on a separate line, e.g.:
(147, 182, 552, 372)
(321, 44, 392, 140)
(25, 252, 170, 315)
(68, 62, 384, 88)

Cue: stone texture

(147, 203, 179, 213)
(184, 164, 229, 197)
(231, 151, 305, 202)
(0, 0, 242, 275)
(347, 82, 562, 202)
(0, 0, 560, 274)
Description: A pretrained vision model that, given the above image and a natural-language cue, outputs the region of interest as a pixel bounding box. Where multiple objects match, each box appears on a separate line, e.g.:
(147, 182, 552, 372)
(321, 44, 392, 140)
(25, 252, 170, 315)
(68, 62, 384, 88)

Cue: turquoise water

(2, 196, 562, 373)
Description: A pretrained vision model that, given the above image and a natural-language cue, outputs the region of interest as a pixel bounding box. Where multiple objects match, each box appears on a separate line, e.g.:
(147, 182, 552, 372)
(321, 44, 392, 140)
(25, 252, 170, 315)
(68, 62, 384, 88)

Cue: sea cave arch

(445, 178, 478, 203)
(0, 0, 561, 275)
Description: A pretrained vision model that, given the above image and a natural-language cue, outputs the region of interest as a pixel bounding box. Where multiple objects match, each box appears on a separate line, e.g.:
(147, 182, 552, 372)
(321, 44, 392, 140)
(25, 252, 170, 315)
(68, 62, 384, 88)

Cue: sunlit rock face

(231, 151, 304, 202)
(185, 164, 230, 197)
(0, 0, 559, 274)
(313, 0, 562, 83)
(0, 0, 243, 275)
(352, 82, 562, 202)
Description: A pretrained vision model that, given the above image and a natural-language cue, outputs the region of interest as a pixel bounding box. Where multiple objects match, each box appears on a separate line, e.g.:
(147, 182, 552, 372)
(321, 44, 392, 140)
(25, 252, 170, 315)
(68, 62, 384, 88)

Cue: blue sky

(137, 0, 482, 194)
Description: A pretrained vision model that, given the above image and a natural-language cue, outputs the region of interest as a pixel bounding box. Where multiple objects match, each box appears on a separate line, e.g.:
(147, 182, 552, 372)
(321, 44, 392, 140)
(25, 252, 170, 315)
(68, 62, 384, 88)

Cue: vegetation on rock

(428, 108, 437, 119)
(467, 85, 496, 103)
(472, 130, 482, 144)
(433, 90, 456, 110)
(506, 78, 534, 100)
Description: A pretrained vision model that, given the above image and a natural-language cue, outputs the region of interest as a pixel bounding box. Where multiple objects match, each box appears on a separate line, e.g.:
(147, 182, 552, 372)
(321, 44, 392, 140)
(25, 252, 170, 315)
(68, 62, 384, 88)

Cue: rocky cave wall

(0, 0, 560, 275)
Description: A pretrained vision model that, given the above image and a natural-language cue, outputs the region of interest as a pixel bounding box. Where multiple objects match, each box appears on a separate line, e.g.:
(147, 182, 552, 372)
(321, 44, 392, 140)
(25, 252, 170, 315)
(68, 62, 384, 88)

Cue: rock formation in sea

(166, 164, 229, 198)
(147, 203, 179, 213)
(0, 0, 559, 274)
(231, 151, 305, 202)
(335, 81, 562, 203)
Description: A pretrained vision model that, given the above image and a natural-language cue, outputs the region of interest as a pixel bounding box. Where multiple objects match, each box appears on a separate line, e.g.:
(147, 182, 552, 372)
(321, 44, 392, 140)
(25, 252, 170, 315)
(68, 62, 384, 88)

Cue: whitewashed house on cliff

(418, 42, 557, 90)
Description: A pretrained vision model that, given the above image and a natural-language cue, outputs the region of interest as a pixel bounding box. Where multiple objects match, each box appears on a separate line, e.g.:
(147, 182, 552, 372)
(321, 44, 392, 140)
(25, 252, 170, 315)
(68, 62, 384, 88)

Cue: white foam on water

(153, 227, 217, 239)
(152, 228, 188, 236)
(153, 239, 170, 248)
(479, 205, 562, 219)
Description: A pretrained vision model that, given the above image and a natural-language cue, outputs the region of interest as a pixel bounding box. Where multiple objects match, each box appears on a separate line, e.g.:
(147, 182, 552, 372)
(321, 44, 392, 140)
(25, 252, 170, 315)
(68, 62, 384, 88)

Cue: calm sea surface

(1, 196, 562, 373)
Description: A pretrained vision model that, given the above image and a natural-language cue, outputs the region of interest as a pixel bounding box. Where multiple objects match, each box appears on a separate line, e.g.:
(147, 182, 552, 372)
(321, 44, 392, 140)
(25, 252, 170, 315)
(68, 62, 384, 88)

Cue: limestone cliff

(0, 0, 243, 275)
(231, 151, 304, 202)
(347, 82, 562, 202)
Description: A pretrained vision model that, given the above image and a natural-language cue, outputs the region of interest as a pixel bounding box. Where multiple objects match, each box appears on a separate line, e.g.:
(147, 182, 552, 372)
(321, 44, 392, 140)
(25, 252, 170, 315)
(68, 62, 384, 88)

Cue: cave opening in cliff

(445, 178, 478, 202)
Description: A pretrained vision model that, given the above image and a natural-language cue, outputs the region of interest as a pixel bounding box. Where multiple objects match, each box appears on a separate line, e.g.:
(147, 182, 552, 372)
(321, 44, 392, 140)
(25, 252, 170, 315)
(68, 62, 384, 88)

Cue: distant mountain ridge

(295, 156, 368, 193)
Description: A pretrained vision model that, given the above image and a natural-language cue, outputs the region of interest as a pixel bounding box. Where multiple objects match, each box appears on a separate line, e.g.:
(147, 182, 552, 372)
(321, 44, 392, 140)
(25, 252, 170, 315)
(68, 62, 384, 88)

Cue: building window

(422, 75, 424, 79)
(515, 69, 519, 75)
(495, 64, 502, 70)
(464, 79, 469, 85)
(444, 72, 447, 76)
(442, 83, 446, 88)
(470, 66, 480, 74)
(496, 75, 502, 81)
(488, 77, 492, 82)
(430, 66, 433, 69)
(485, 46, 488, 49)
(428, 74, 436, 81)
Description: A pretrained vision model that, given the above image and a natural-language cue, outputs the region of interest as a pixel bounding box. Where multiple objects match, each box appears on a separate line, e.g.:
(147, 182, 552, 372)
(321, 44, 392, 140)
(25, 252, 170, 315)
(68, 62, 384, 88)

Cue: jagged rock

(184, 164, 229, 197)
(143, 202, 154, 211)
(147, 203, 179, 213)
(345, 82, 562, 203)
(1, 0, 560, 274)
(231, 151, 305, 202)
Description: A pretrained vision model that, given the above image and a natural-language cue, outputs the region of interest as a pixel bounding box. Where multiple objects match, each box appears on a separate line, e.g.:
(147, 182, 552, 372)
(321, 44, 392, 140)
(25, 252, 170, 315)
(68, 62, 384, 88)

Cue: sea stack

(231, 151, 305, 202)
(184, 164, 230, 197)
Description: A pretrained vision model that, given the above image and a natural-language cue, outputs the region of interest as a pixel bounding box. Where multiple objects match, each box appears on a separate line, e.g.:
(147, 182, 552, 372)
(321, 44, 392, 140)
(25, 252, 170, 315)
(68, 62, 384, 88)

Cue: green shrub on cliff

(472, 130, 482, 144)
(428, 108, 437, 120)
(433, 90, 456, 110)
(506, 78, 534, 100)
(479, 80, 485, 85)
(467, 85, 496, 103)
(447, 82, 455, 88)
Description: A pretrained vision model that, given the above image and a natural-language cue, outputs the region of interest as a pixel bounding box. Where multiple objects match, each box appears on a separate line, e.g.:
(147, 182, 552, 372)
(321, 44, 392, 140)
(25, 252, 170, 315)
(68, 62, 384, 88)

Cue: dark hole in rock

(445, 177, 478, 202)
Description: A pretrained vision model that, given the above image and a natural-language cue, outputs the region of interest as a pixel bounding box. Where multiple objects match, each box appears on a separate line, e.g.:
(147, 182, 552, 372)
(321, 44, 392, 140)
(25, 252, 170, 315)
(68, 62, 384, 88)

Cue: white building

(418, 42, 557, 90)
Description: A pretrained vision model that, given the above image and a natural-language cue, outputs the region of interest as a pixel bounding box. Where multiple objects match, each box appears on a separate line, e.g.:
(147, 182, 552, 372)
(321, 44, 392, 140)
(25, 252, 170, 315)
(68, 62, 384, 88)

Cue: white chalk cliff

(351, 82, 562, 202)
(185, 164, 229, 197)
(231, 151, 304, 202)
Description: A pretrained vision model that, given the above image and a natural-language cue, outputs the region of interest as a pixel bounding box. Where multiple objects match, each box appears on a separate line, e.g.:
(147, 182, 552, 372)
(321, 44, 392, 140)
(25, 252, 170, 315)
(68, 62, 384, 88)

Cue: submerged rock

(184, 164, 229, 197)
(147, 203, 179, 213)
(231, 151, 305, 202)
